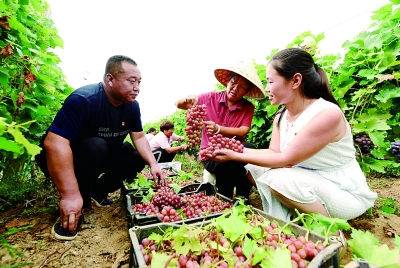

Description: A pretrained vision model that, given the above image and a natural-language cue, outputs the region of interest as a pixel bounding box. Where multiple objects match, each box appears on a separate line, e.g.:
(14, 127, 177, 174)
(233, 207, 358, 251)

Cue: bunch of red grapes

(150, 186, 181, 209)
(185, 104, 207, 147)
(391, 140, 400, 159)
(132, 187, 231, 223)
(199, 134, 244, 160)
(354, 133, 373, 155)
(139, 213, 326, 267)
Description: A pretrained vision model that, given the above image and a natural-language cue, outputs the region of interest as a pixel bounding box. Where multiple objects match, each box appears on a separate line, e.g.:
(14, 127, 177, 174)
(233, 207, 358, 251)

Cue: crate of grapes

(126, 183, 234, 228)
(124, 182, 215, 220)
(128, 206, 342, 268)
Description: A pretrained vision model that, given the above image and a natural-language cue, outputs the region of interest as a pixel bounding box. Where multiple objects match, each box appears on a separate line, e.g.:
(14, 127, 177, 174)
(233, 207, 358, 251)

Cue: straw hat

(214, 60, 265, 99)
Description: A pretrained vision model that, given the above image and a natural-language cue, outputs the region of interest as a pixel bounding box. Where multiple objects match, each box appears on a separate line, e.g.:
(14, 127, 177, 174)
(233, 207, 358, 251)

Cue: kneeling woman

(209, 48, 377, 222)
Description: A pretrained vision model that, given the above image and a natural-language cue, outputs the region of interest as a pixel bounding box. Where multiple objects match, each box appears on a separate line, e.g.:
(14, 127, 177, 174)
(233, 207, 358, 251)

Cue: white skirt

(245, 164, 375, 221)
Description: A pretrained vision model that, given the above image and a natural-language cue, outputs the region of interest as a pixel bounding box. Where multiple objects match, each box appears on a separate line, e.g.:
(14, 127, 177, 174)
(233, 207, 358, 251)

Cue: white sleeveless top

(278, 98, 377, 196)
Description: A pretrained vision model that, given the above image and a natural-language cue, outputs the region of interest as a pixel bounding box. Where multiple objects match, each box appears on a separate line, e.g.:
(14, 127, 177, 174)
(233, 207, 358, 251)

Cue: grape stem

(164, 253, 176, 268)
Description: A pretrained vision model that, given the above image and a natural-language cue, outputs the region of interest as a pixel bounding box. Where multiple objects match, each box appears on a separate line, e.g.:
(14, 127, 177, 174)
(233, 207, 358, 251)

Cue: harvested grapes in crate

(129, 205, 341, 268)
(132, 186, 232, 223)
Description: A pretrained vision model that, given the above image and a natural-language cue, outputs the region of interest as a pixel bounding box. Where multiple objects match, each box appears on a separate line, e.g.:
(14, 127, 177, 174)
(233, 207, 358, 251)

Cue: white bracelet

(215, 124, 221, 134)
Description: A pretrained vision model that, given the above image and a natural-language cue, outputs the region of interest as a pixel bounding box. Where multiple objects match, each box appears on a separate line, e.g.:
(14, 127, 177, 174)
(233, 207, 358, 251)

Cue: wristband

(215, 124, 221, 134)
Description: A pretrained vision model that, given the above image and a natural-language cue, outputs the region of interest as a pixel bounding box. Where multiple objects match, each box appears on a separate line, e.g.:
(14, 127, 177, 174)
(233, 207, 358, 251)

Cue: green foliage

(175, 153, 203, 176)
(247, 3, 400, 174)
(378, 196, 400, 215)
(327, 2, 400, 173)
(0, 0, 71, 207)
(348, 229, 400, 267)
(143, 109, 186, 138)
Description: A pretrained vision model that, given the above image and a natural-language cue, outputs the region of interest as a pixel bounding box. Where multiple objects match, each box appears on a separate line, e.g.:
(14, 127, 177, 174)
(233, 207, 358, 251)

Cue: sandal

(332, 230, 347, 260)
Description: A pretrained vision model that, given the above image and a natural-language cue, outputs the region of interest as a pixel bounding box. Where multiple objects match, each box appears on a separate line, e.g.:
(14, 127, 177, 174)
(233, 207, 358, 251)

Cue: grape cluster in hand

(185, 104, 207, 147)
(199, 134, 244, 160)
(391, 140, 400, 159)
(354, 133, 373, 155)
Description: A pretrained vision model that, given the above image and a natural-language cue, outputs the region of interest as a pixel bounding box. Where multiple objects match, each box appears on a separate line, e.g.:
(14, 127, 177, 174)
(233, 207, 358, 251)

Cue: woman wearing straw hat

(175, 60, 265, 199)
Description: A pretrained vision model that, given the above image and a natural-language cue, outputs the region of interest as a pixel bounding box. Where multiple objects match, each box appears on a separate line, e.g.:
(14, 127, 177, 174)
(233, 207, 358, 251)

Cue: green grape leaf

(253, 117, 265, 128)
(0, 72, 9, 87)
(215, 211, 252, 242)
(395, 234, 400, 249)
(7, 127, 41, 156)
(376, 52, 397, 70)
(169, 183, 181, 194)
(242, 236, 268, 265)
(358, 68, 378, 79)
(0, 137, 21, 153)
(348, 229, 400, 267)
(375, 87, 400, 103)
(248, 226, 263, 240)
(261, 247, 292, 268)
(150, 251, 177, 267)
(147, 233, 162, 244)
(8, 16, 28, 34)
(363, 157, 386, 173)
(369, 131, 387, 148)
(172, 225, 207, 256)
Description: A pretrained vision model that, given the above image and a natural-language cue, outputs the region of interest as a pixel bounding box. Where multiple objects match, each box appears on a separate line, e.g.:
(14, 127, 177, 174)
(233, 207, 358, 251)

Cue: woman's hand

(184, 94, 198, 106)
(204, 121, 218, 136)
(208, 149, 236, 162)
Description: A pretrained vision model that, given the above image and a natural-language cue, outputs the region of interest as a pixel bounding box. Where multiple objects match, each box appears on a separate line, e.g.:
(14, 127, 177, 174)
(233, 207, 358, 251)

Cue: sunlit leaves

(348, 228, 400, 267)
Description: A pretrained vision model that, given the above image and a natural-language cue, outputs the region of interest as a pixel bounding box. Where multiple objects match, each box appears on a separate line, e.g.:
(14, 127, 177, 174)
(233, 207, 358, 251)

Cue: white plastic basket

(157, 161, 182, 172)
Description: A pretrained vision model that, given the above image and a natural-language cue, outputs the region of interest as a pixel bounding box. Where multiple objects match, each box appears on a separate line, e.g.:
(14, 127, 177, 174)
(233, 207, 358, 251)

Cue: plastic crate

(125, 183, 234, 228)
(129, 206, 342, 268)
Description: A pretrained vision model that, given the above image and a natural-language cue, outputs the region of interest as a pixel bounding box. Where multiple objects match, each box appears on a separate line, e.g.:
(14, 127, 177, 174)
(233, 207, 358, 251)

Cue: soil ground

(1, 176, 399, 267)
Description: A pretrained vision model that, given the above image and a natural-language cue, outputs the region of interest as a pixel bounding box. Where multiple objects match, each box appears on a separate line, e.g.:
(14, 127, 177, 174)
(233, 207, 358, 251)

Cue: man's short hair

(104, 55, 137, 80)
(160, 120, 174, 132)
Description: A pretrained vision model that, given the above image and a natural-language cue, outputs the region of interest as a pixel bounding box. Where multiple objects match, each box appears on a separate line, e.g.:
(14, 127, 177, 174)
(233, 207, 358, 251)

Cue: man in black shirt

(36, 55, 165, 240)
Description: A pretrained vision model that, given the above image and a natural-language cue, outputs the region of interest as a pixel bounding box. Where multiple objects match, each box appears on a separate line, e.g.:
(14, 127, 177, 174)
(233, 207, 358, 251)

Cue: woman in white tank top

(209, 48, 377, 222)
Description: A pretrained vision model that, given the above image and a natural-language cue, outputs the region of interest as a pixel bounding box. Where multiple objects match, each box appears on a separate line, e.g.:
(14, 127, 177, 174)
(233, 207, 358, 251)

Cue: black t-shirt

(48, 82, 142, 154)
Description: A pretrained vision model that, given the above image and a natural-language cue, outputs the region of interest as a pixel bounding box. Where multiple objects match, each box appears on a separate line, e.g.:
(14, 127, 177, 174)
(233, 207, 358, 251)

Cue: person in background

(175, 60, 265, 199)
(35, 55, 165, 241)
(208, 48, 377, 258)
(145, 127, 156, 142)
(149, 120, 188, 163)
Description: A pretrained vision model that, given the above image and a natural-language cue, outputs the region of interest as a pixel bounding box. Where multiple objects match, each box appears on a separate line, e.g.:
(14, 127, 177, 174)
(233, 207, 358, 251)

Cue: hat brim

(214, 65, 265, 100)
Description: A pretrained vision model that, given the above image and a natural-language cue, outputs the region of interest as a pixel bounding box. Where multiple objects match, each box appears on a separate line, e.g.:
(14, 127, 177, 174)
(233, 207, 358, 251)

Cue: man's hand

(150, 164, 167, 186)
(178, 136, 185, 142)
(208, 149, 236, 162)
(181, 144, 188, 150)
(59, 194, 83, 233)
(204, 121, 218, 136)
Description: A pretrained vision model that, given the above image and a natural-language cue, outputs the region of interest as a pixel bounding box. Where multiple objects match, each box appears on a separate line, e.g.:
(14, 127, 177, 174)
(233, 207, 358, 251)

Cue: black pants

(35, 137, 146, 208)
(152, 148, 176, 163)
(202, 142, 255, 199)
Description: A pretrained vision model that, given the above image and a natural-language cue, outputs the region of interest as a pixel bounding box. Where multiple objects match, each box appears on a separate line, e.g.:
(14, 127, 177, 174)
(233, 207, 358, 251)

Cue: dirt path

(1, 177, 399, 267)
